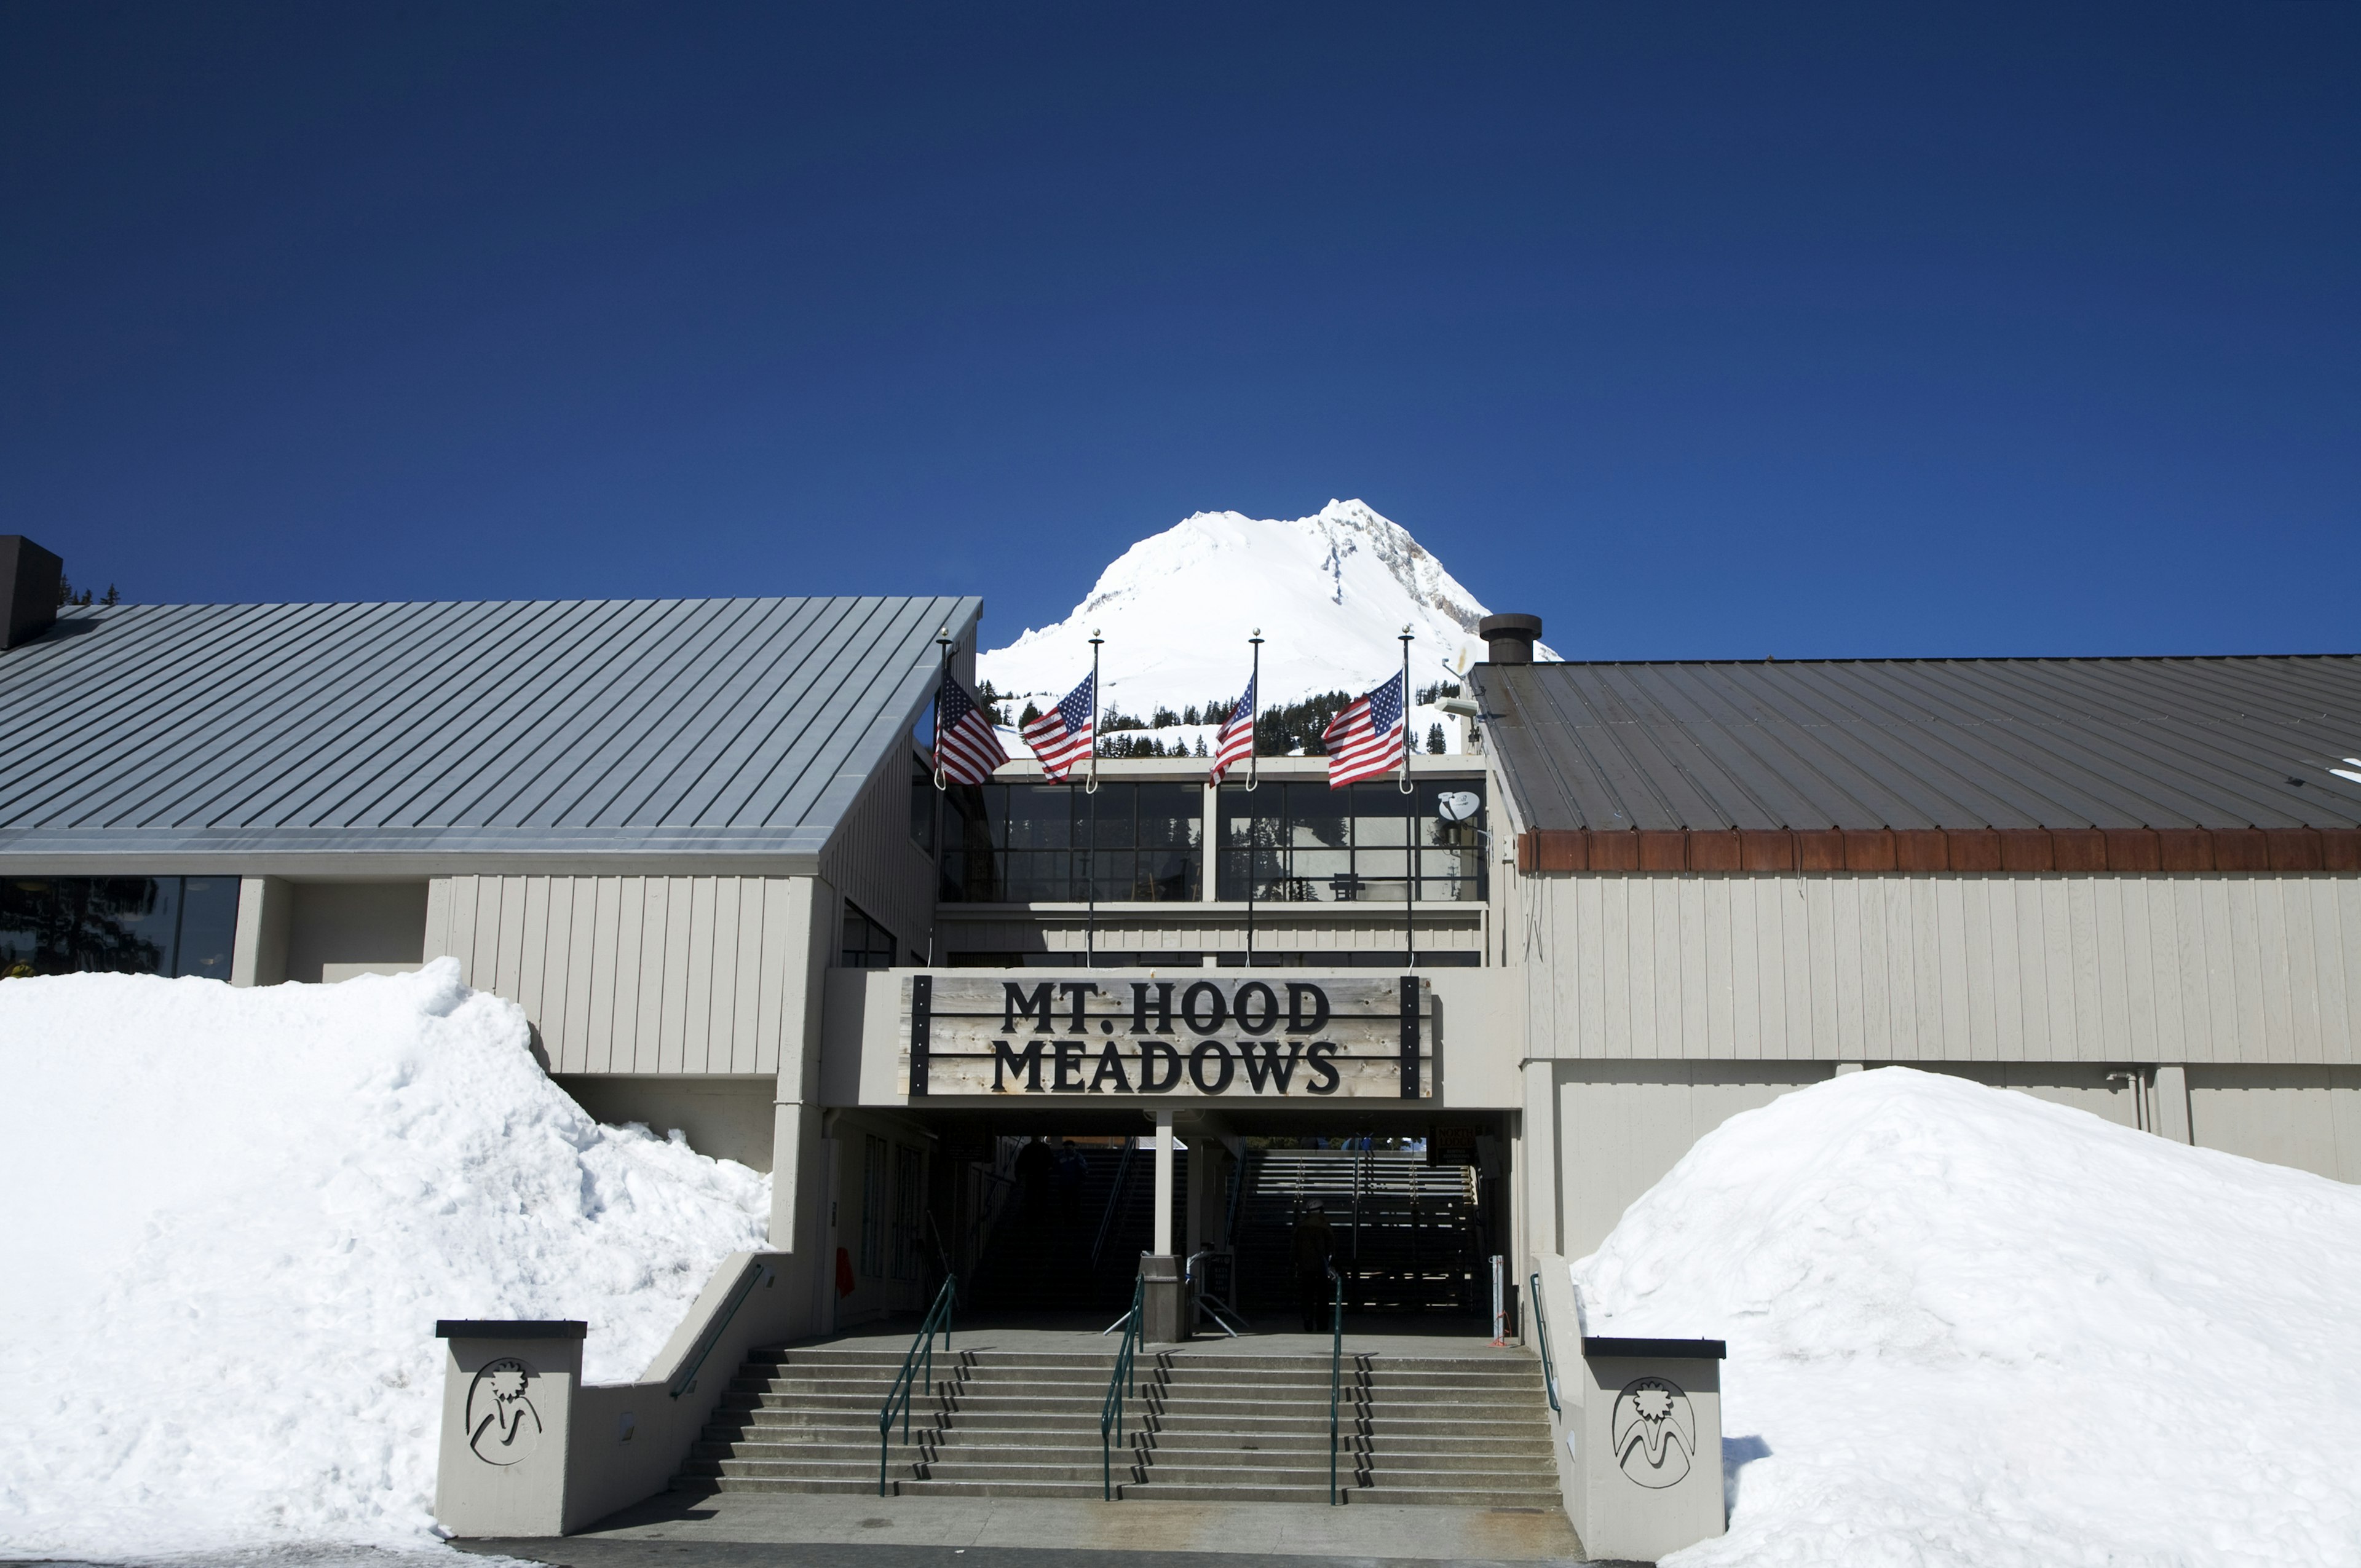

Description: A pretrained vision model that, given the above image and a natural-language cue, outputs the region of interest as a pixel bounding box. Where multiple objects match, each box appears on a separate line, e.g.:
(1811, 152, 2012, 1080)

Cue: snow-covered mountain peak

(979, 500, 1552, 746)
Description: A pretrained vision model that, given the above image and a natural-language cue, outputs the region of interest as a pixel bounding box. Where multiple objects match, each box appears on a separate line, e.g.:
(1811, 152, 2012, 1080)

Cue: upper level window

(841, 900, 897, 969)
(1, 877, 240, 980)
(938, 781, 1203, 904)
(1216, 781, 1485, 903)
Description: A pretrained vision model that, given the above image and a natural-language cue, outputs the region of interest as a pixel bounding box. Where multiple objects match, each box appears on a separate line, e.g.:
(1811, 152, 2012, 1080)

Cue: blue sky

(2, 3, 2353, 658)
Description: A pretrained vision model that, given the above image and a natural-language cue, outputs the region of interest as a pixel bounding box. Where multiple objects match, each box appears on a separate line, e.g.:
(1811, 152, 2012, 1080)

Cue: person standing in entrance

(1292, 1200, 1336, 1333)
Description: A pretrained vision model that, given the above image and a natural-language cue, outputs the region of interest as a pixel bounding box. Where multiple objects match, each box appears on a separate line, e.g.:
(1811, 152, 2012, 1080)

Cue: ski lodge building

(5, 533, 2361, 1534)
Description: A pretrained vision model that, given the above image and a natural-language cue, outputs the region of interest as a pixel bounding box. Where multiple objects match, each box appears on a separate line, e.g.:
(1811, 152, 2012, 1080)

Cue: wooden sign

(898, 974, 1430, 1100)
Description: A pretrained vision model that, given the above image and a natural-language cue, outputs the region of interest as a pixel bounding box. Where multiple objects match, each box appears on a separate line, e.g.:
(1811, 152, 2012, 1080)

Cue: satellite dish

(1436, 790, 1481, 823)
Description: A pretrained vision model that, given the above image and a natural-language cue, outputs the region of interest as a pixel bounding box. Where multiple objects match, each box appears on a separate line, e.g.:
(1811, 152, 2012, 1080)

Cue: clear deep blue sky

(3, 4, 2354, 658)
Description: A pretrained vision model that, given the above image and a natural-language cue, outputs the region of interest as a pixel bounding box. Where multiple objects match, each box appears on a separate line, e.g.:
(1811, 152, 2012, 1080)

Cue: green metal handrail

(878, 1274, 956, 1496)
(1326, 1259, 1344, 1505)
(1099, 1272, 1144, 1499)
(1527, 1272, 1561, 1414)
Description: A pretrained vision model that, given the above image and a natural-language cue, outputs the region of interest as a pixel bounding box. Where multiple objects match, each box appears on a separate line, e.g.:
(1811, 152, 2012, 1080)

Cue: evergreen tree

(1427, 723, 1447, 754)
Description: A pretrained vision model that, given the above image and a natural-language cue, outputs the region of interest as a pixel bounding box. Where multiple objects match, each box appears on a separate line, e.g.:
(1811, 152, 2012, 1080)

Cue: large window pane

(0, 876, 241, 979)
(1215, 781, 1485, 904)
(176, 878, 240, 980)
(935, 782, 1203, 904)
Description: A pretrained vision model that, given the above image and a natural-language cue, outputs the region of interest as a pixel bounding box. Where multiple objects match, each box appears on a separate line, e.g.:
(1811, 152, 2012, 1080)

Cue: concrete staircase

(681, 1342, 1561, 1507)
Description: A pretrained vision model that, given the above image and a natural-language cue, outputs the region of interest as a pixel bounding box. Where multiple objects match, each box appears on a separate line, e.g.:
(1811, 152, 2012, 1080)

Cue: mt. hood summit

(979, 500, 1554, 727)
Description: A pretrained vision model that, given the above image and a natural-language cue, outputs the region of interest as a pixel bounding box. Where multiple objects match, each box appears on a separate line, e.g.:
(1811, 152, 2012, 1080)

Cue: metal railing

(1100, 1272, 1145, 1499)
(667, 1259, 775, 1400)
(878, 1274, 957, 1495)
(1527, 1271, 1561, 1414)
(1326, 1260, 1344, 1505)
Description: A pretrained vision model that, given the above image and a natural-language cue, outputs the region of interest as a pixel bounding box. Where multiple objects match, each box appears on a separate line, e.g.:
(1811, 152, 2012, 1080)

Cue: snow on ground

(1576, 1067, 2361, 1568)
(980, 500, 1559, 752)
(0, 961, 770, 1561)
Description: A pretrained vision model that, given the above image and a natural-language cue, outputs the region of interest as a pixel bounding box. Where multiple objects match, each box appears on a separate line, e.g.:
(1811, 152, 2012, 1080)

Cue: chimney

(1478, 612, 1542, 666)
(1, 535, 63, 650)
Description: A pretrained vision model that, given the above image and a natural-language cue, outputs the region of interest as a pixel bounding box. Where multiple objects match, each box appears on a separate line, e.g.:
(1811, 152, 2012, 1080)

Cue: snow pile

(1576, 1068, 2361, 1568)
(0, 961, 770, 1560)
(981, 499, 1557, 750)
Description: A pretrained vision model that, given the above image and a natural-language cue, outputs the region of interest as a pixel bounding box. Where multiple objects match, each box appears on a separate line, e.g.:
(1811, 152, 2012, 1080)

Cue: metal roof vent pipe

(1, 535, 63, 650)
(1478, 613, 1542, 666)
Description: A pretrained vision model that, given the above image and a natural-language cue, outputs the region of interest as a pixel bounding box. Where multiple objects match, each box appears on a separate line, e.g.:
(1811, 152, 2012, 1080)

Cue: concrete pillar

(2153, 1064, 2193, 1143)
(231, 876, 291, 987)
(1521, 1059, 1558, 1263)
(1153, 1111, 1174, 1255)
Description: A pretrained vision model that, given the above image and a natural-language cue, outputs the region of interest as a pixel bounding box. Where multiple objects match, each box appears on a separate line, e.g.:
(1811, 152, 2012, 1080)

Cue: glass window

(1216, 780, 1485, 903)
(840, 901, 897, 969)
(935, 782, 1204, 904)
(1, 877, 240, 980)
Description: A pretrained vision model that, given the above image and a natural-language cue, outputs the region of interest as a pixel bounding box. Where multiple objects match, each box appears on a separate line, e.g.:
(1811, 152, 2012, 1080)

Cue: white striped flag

(931, 672, 1009, 786)
(1021, 672, 1096, 782)
(1321, 671, 1407, 788)
(1208, 670, 1256, 786)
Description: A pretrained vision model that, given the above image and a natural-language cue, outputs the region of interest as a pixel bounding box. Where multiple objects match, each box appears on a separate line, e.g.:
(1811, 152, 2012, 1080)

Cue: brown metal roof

(1471, 656, 2361, 833)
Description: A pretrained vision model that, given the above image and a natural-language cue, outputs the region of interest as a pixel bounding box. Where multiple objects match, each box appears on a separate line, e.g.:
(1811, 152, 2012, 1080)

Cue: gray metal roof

(1471, 656, 2361, 833)
(0, 594, 980, 862)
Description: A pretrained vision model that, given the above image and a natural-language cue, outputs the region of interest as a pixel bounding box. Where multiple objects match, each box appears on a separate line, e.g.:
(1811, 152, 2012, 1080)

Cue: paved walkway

(456, 1492, 1599, 1568)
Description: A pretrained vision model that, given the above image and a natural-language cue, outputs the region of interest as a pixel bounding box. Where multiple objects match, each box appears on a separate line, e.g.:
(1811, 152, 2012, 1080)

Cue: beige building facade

(4, 551, 2358, 1356)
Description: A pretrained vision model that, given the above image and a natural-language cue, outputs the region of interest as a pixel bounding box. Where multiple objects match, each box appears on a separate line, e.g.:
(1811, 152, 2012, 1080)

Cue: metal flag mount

(1245, 629, 1262, 793)
(931, 626, 952, 792)
(1398, 626, 1416, 795)
(1085, 629, 1103, 796)
(1401, 625, 1415, 971)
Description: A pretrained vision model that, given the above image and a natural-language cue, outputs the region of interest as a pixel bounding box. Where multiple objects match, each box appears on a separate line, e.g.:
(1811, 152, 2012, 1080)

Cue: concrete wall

(552, 1075, 777, 1172)
(287, 880, 427, 983)
(1523, 872, 2361, 1065)
(424, 874, 813, 1076)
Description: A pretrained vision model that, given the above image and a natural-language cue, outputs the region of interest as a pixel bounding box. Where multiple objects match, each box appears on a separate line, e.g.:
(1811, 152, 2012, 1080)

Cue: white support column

(1153, 1111, 1176, 1256)
(231, 876, 291, 987)
(1522, 1058, 1558, 1263)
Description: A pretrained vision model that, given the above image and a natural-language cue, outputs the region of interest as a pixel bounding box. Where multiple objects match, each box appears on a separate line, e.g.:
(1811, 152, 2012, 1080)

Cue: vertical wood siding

(425, 873, 805, 1074)
(819, 745, 938, 967)
(1524, 874, 2361, 1065)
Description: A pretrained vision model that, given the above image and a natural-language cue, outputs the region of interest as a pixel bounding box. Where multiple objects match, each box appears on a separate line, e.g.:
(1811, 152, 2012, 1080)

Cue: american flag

(931, 671, 1009, 786)
(1208, 670, 1256, 786)
(1021, 672, 1096, 781)
(1321, 671, 1407, 788)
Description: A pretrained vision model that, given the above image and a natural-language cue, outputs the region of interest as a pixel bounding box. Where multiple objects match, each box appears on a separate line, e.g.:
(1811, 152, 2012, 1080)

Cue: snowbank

(0, 961, 770, 1559)
(1576, 1067, 2361, 1568)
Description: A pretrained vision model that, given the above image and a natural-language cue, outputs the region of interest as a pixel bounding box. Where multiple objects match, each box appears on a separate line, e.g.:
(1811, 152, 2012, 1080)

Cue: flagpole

(1399, 626, 1415, 971)
(932, 626, 952, 792)
(1086, 629, 1102, 970)
(1244, 629, 1262, 968)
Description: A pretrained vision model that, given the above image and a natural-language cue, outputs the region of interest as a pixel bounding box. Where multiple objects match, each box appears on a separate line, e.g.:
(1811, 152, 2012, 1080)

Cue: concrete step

(1148, 1436, 1554, 1465)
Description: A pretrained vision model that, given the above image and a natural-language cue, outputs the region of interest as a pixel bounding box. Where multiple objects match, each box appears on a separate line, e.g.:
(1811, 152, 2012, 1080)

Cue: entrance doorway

(919, 1109, 1511, 1328)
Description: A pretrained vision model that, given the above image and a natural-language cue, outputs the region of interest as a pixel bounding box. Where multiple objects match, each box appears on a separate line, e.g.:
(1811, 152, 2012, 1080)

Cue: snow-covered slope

(1576, 1068, 2361, 1568)
(980, 500, 1555, 746)
(0, 963, 770, 1559)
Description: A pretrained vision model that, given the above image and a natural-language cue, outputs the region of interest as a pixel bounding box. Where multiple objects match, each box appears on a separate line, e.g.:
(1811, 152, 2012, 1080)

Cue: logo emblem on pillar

(465, 1357, 544, 1465)
(1610, 1376, 1696, 1488)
